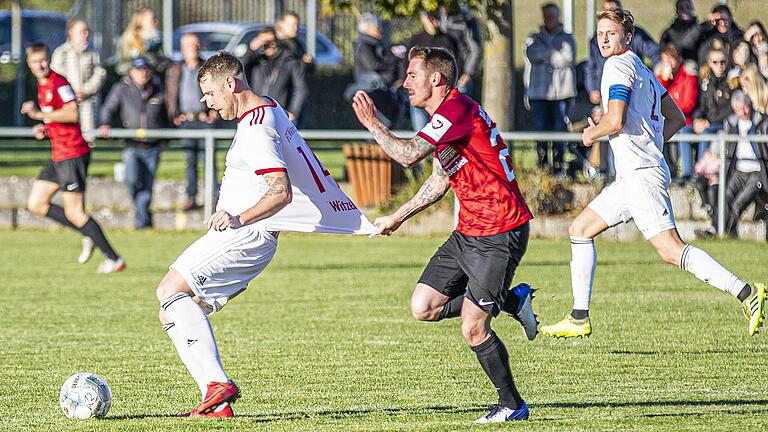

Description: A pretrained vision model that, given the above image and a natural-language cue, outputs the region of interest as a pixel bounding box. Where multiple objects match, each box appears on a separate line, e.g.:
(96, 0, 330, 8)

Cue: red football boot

(193, 381, 240, 415)
(182, 402, 234, 418)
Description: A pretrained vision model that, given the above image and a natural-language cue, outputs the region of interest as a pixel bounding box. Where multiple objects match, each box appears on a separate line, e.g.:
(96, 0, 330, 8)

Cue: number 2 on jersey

(297, 146, 333, 193)
(490, 127, 516, 181)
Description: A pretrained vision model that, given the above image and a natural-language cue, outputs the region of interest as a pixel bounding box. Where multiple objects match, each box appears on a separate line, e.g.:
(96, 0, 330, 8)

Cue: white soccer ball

(59, 372, 112, 419)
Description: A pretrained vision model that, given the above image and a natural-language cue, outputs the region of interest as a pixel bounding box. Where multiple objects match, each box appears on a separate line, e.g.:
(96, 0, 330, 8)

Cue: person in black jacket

(687, 47, 733, 162)
(242, 27, 308, 126)
(438, 3, 481, 94)
(689, 4, 744, 66)
(276, 10, 315, 73)
(347, 13, 403, 128)
(99, 57, 166, 229)
(660, 0, 699, 62)
(722, 91, 768, 237)
(401, 11, 459, 130)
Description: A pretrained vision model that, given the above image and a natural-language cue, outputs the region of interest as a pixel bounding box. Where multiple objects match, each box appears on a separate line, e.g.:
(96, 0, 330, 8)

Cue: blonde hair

(740, 64, 768, 113)
(120, 7, 155, 61)
(596, 8, 635, 37)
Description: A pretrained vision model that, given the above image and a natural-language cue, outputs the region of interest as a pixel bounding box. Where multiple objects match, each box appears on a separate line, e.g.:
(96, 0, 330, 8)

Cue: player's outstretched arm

(351, 91, 435, 167)
(374, 162, 449, 235)
(582, 99, 627, 146)
(206, 171, 292, 231)
(660, 94, 686, 142)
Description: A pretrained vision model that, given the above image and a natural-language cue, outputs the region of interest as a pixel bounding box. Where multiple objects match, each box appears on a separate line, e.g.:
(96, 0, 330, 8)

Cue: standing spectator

(401, 10, 459, 130)
(737, 64, 768, 114)
(689, 47, 732, 168)
(585, 0, 660, 107)
(50, 18, 106, 143)
(99, 57, 166, 229)
(242, 27, 308, 125)
(734, 21, 768, 79)
(693, 140, 722, 239)
(656, 43, 698, 183)
(438, 3, 482, 94)
(660, 0, 700, 63)
(345, 13, 402, 128)
(722, 91, 768, 237)
(165, 33, 217, 211)
(117, 7, 168, 76)
(694, 4, 743, 66)
(275, 10, 315, 72)
(523, 3, 576, 177)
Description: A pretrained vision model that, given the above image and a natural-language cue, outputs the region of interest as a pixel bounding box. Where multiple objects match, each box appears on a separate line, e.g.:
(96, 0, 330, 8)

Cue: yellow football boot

(541, 314, 592, 338)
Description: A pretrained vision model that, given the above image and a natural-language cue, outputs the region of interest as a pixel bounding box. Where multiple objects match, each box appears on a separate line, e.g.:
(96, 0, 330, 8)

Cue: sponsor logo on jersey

(420, 113, 452, 142)
(437, 144, 467, 177)
(45, 91, 53, 102)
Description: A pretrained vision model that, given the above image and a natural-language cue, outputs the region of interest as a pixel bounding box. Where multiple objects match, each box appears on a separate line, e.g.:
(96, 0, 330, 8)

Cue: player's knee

(410, 301, 438, 321)
(63, 207, 88, 227)
(26, 196, 47, 216)
(568, 222, 585, 238)
(460, 320, 487, 345)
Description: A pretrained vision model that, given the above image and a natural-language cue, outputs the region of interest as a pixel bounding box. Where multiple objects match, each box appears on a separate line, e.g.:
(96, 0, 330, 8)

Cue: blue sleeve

(608, 84, 632, 104)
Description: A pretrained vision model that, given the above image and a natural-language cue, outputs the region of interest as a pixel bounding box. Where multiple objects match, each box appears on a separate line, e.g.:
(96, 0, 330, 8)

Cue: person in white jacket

(524, 3, 576, 178)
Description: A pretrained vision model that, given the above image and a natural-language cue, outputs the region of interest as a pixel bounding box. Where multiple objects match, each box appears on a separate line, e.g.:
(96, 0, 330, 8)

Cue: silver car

(172, 22, 342, 68)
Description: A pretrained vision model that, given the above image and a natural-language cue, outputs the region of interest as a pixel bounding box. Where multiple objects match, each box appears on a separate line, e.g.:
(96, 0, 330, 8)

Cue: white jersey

(217, 98, 376, 235)
(601, 50, 668, 178)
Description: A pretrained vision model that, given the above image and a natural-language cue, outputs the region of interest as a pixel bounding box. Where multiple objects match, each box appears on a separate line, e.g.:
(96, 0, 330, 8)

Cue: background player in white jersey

(154, 52, 374, 418)
(541, 9, 766, 339)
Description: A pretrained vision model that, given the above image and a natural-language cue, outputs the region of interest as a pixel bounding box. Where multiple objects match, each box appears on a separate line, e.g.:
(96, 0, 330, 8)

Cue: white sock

(163, 322, 208, 398)
(570, 237, 597, 311)
(161, 293, 229, 386)
(679, 245, 747, 298)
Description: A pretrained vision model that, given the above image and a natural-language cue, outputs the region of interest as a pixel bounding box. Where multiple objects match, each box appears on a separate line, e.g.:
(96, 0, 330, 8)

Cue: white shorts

(588, 166, 676, 240)
(170, 225, 278, 314)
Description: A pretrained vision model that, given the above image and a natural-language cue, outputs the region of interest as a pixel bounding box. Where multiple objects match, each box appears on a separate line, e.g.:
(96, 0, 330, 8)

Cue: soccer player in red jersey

(21, 43, 124, 273)
(352, 47, 537, 423)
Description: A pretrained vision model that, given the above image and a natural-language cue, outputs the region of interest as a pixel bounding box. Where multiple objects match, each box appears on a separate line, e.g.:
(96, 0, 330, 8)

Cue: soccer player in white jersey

(541, 9, 766, 338)
(154, 52, 375, 418)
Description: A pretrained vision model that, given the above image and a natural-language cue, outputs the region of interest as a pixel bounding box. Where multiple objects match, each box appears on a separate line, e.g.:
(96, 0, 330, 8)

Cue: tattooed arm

(374, 161, 450, 235)
(206, 171, 292, 231)
(351, 90, 436, 167)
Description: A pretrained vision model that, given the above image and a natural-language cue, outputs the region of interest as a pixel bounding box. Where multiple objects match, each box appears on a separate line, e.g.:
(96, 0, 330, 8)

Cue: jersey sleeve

(416, 99, 473, 147)
(243, 125, 288, 175)
(602, 57, 636, 104)
(54, 77, 76, 104)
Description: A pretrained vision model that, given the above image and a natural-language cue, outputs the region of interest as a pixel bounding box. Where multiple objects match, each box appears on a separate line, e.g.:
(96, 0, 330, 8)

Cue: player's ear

(431, 72, 443, 87)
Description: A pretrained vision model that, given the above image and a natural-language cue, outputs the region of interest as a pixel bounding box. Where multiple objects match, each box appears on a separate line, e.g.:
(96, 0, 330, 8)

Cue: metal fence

(1, 127, 766, 239)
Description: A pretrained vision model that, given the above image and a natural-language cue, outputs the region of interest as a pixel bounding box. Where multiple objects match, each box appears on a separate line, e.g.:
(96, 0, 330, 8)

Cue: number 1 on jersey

(297, 146, 333, 193)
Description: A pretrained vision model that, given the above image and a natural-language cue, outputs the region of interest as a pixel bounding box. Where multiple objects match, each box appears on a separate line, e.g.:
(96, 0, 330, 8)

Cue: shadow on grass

(106, 399, 768, 422)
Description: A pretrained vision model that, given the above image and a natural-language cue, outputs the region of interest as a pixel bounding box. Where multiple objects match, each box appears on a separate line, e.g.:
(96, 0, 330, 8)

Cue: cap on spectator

(131, 57, 151, 70)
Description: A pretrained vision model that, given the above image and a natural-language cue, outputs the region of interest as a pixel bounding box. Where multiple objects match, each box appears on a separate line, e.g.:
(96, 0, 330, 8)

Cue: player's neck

(235, 91, 270, 120)
(424, 88, 451, 116)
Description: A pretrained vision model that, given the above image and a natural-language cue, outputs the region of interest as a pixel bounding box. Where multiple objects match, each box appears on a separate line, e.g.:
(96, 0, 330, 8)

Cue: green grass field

(0, 230, 766, 431)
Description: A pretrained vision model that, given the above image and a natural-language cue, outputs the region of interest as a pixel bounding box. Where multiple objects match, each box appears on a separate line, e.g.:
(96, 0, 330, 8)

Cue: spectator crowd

(22, 1, 768, 237)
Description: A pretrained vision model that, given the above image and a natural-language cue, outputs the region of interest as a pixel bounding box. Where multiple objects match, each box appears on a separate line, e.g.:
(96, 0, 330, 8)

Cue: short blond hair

(596, 8, 635, 37)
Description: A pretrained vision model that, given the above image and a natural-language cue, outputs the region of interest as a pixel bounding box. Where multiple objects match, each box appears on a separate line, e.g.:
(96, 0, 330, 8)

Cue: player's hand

(582, 117, 597, 147)
(98, 124, 111, 138)
(373, 214, 401, 236)
(32, 123, 46, 140)
(351, 91, 379, 130)
(205, 210, 243, 231)
(589, 90, 602, 105)
(20, 101, 40, 119)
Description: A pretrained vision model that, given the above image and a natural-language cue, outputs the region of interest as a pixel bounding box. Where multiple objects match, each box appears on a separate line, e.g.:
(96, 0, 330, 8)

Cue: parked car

(0, 9, 67, 64)
(172, 22, 343, 68)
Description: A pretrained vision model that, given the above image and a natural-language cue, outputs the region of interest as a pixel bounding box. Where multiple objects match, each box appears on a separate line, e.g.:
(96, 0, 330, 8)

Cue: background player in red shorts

(21, 43, 124, 273)
(352, 47, 537, 423)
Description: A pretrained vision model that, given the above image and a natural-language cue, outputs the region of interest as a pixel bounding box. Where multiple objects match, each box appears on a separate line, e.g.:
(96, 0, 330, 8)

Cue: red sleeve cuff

(255, 167, 288, 175)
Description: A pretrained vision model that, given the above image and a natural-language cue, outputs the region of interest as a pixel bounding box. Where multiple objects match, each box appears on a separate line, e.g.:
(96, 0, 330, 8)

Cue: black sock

(437, 295, 464, 320)
(570, 309, 589, 320)
(737, 285, 752, 302)
(471, 331, 523, 410)
(79, 218, 119, 260)
(45, 204, 79, 230)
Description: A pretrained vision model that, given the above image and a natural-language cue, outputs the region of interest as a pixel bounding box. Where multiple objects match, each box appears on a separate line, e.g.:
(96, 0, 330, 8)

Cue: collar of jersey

(238, 97, 277, 123)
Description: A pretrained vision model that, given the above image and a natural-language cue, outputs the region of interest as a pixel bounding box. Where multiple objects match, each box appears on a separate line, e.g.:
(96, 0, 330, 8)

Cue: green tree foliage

(320, 1, 506, 20)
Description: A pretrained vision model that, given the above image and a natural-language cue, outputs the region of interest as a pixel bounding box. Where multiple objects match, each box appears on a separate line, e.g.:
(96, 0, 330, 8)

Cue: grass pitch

(0, 230, 766, 431)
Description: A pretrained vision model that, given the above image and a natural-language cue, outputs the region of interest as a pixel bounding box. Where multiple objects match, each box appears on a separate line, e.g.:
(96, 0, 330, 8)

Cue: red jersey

(38, 71, 90, 162)
(417, 88, 532, 237)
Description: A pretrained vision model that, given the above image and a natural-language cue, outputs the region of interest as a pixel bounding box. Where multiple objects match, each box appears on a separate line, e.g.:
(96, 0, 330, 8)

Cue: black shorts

(37, 153, 91, 193)
(418, 222, 530, 317)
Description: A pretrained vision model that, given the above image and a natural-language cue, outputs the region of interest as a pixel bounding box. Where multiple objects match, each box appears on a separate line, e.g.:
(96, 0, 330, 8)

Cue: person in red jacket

(656, 43, 699, 183)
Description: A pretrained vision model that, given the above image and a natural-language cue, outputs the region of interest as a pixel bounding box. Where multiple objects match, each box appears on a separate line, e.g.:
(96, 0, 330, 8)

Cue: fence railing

(1, 127, 767, 238)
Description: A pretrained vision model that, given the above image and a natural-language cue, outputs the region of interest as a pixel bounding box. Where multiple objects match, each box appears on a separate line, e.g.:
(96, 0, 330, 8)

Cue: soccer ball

(59, 372, 112, 419)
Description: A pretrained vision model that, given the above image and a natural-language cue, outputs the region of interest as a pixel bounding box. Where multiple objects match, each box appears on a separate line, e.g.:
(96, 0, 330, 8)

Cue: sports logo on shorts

(66, 183, 79, 191)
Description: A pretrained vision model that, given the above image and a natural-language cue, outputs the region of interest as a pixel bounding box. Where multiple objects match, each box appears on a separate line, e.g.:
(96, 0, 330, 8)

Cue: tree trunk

(481, 1, 514, 131)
